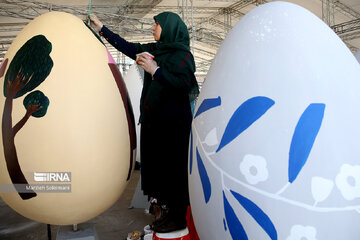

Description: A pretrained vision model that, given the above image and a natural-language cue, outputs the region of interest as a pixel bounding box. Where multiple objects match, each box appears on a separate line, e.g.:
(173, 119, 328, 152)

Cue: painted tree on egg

(2, 35, 53, 200)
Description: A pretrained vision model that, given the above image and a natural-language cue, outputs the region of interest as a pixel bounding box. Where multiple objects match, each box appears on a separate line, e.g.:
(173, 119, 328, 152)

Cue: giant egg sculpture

(189, 2, 360, 239)
(0, 12, 136, 225)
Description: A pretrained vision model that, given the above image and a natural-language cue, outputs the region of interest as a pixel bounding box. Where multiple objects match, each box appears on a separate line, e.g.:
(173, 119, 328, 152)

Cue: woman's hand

(137, 54, 158, 75)
(88, 14, 103, 32)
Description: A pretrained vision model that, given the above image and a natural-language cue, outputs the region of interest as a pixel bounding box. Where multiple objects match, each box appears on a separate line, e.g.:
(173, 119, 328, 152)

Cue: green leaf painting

(4, 35, 53, 98)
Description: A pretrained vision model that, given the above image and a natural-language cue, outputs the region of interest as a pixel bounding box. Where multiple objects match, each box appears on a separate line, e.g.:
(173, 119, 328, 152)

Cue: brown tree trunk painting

(2, 75, 37, 199)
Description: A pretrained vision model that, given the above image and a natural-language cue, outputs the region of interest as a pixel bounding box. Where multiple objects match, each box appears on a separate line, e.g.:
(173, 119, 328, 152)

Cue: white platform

(56, 223, 99, 240)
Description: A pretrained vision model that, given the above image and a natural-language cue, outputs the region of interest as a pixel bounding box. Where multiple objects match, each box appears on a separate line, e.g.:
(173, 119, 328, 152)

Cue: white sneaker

(143, 233, 153, 240)
(144, 224, 153, 235)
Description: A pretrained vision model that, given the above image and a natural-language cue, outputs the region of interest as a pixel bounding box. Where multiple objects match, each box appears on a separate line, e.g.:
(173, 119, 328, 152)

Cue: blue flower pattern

(192, 96, 325, 239)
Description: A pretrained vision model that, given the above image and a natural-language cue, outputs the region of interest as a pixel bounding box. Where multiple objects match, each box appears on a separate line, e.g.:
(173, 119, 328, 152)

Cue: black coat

(139, 67, 193, 204)
(100, 25, 197, 206)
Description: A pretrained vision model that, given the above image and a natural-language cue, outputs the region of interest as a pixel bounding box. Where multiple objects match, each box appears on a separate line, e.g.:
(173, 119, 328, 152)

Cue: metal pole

(191, 0, 194, 54)
(186, 0, 189, 25)
(322, 0, 325, 22)
(73, 224, 78, 232)
(177, 0, 180, 14)
(122, 53, 126, 73)
(47, 224, 51, 240)
(327, 0, 330, 25)
(182, 0, 184, 20)
(331, 0, 335, 25)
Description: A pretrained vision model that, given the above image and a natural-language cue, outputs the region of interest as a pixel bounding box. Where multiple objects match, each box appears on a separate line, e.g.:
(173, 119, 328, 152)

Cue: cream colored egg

(0, 11, 136, 225)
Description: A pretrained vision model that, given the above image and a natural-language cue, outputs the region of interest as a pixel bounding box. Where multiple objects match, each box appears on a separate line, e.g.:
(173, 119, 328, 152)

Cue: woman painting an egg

(89, 12, 199, 233)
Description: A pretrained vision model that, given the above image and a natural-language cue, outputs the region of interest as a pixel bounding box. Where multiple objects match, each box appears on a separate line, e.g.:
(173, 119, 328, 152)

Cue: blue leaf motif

(231, 190, 277, 240)
(289, 103, 325, 183)
(196, 148, 211, 203)
(216, 96, 275, 152)
(194, 96, 221, 118)
(223, 191, 248, 240)
(189, 130, 193, 175)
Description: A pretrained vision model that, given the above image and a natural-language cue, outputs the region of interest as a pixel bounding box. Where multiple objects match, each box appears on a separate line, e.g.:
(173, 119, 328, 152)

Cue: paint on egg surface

(0, 11, 136, 225)
(189, 2, 360, 240)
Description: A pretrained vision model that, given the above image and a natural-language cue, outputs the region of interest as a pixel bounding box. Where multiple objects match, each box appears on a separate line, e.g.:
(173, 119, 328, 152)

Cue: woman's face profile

(152, 21, 162, 41)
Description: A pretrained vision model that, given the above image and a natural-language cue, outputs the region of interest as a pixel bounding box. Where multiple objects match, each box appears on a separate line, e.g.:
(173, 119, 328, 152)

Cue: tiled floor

(0, 170, 153, 240)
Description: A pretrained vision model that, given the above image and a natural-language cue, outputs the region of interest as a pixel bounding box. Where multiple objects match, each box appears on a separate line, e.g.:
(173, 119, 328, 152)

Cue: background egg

(354, 49, 360, 64)
(123, 64, 143, 164)
(0, 11, 135, 225)
(189, 2, 360, 239)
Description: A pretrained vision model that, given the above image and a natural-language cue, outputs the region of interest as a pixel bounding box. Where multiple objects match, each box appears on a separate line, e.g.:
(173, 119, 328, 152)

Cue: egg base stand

(56, 222, 99, 240)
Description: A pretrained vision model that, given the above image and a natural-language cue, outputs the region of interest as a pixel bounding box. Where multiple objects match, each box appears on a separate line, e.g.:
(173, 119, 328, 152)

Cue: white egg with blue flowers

(189, 2, 360, 239)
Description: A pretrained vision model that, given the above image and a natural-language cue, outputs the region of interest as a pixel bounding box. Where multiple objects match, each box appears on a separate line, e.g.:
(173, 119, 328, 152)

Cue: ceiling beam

(334, 0, 360, 19)
(338, 30, 360, 42)
(192, 47, 216, 58)
(331, 18, 360, 34)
